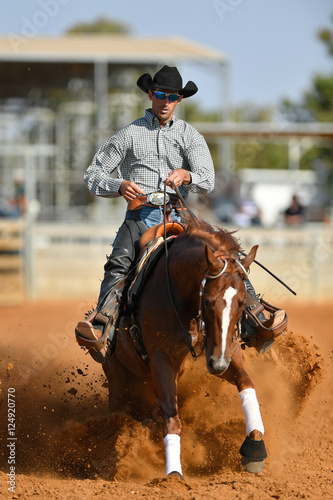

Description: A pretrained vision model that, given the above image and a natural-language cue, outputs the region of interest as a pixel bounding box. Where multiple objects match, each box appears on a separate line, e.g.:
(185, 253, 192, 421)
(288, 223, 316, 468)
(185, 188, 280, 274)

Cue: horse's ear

(205, 244, 221, 274)
(241, 245, 258, 272)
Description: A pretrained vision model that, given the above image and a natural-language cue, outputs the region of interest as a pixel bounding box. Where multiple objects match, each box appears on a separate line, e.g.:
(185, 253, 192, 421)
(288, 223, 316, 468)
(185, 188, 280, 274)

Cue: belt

(127, 192, 181, 211)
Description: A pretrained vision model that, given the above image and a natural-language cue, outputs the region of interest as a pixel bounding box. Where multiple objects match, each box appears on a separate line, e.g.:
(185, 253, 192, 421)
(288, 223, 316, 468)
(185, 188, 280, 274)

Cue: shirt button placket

(158, 128, 166, 190)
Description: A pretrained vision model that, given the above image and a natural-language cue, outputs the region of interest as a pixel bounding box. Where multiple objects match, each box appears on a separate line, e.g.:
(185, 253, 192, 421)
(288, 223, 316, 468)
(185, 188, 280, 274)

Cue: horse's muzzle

(207, 355, 231, 376)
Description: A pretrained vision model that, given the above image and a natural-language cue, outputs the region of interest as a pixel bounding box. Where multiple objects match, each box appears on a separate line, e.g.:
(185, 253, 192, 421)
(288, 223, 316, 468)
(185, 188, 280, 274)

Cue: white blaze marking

(221, 286, 237, 362)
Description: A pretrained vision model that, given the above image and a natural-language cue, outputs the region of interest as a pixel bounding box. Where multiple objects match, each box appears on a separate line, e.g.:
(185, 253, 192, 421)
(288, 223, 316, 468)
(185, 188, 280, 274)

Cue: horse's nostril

(208, 356, 230, 375)
(208, 357, 220, 373)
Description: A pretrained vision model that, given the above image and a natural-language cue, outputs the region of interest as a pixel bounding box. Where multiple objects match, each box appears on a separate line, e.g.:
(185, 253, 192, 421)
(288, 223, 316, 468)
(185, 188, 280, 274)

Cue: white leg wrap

(239, 388, 265, 436)
(164, 434, 182, 476)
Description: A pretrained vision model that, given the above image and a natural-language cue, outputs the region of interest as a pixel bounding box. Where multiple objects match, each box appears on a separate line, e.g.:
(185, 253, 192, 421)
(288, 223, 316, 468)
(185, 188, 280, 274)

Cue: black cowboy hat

(137, 65, 198, 98)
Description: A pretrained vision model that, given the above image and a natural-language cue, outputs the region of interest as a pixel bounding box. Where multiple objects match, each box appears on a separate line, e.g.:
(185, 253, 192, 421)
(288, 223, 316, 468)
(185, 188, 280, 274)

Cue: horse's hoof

(241, 456, 265, 473)
(167, 471, 185, 481)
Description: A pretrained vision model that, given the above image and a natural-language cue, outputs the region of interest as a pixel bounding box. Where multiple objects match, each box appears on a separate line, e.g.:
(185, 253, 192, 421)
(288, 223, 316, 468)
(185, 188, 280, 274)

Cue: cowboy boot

(75, 278, 126, 346)
(241, 279, 287, 354)
(75, 217, 147, 352)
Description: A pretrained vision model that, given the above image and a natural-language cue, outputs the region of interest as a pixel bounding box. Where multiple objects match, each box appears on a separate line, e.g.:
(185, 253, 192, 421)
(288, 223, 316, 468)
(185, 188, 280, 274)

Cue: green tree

(279, 14, 333, 204)
(281, 14, 333, 123)
(66, 16, 130, 35)
(318, 16, 333, 56)
(235, 141, 288, 171)
(303, 74, 333, 123)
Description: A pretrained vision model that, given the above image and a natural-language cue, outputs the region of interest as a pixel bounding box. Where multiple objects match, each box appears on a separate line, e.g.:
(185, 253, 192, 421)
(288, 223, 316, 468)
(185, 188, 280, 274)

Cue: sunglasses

(153, 91, 181, 102)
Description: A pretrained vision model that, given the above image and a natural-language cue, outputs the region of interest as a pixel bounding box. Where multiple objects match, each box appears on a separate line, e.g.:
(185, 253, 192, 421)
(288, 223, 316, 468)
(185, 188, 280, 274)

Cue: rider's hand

(165, 169, 191, 188)
(119, 180, 144, 201)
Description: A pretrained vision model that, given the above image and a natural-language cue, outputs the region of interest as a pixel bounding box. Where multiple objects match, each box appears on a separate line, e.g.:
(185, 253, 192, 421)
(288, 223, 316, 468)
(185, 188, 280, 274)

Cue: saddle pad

(127, 235, 177, 308)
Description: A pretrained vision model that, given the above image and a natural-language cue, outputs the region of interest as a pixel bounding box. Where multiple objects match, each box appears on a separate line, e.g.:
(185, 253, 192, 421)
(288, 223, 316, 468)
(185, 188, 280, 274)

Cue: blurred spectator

(10, 179, 26, 215)
(284, 195, 305, 226)
(232, 197, 261, 228)
(0, 197, 14, 217)
(0, 178, 26, 218)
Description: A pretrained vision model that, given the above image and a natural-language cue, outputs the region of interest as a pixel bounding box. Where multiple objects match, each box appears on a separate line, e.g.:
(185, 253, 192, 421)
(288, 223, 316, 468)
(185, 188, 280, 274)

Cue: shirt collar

(145, 108, 175, 128)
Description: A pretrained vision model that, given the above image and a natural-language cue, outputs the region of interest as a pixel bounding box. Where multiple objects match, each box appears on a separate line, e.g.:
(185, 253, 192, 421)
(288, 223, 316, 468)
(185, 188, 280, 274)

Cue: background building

(0, 34, 332, 304)
(0, 34, 229, 223)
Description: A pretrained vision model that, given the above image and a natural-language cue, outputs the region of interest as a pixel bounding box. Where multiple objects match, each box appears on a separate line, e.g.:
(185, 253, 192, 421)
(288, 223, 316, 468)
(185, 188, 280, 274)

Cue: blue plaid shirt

(84, 109, 215, 200)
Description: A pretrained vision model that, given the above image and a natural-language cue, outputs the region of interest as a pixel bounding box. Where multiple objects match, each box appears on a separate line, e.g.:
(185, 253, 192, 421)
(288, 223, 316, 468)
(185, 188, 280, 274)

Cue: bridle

(168, 251, 248, 360)
(197, 255, 248, 349)
(162, 183, 248, 360)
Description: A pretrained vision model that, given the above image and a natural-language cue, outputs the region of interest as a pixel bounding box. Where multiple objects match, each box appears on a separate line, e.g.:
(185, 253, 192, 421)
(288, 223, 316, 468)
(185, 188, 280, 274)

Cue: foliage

(304, 74, 333, 122)
(65, 16, 130, 35)
(234, 142, 288, 170)
(183, 102, 219, 123)
(280, 14, 333, 123)
(318, 13, 333, 57)
(277, 13, 333, 201)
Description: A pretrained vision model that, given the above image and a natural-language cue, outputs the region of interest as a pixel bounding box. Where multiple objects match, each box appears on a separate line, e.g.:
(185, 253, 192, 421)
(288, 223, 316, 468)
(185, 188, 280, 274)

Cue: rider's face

(148, 88, 183, 126)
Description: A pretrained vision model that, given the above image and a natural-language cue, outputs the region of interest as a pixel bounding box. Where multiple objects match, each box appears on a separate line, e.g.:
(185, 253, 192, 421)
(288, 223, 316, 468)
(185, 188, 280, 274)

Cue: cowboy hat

(137, 65, 198, 98)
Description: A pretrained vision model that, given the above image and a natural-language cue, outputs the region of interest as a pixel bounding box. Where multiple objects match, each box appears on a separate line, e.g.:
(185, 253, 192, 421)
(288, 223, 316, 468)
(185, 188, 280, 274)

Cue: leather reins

(161, 182, 247, 360)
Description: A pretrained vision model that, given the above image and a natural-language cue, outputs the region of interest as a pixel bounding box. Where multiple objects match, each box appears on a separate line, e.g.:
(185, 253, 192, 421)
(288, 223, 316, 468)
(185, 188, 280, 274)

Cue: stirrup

(241, 298, 288, 354)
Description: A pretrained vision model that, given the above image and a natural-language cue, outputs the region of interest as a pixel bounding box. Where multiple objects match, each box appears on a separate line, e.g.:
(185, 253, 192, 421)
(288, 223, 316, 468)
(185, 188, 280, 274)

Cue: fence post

(24, 152, 38, 299)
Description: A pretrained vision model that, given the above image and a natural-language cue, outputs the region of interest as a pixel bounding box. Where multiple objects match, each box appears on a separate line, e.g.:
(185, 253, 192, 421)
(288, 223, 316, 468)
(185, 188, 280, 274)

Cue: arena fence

(0, 219, 25, 305)
(0, 219, 332, 305)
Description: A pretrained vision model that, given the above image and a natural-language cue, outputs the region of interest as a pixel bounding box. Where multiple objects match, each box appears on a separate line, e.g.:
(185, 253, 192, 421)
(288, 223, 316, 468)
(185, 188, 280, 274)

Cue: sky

(1, 0, 332, 111)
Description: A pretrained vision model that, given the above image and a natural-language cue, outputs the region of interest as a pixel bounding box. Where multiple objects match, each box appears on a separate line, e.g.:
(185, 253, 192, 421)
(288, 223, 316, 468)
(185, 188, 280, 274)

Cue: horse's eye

(204, 297, 214, 307)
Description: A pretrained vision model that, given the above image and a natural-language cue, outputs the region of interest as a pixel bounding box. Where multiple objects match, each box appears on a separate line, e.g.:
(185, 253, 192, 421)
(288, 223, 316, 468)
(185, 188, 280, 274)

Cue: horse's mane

(183, 217, 241, 256)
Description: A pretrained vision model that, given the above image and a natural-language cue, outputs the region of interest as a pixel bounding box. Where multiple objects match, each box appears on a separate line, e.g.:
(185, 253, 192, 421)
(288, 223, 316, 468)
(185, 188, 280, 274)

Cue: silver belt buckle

(149, 191, 170, 206)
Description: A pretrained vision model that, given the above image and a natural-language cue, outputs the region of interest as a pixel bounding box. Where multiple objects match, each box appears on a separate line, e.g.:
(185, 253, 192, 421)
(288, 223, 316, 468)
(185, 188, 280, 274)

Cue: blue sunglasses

(153, 91, 181, 102)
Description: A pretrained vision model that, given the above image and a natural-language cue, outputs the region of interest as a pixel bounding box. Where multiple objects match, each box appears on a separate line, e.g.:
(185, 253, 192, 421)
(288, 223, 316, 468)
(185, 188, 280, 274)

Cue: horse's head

(203, 243, 258, 376)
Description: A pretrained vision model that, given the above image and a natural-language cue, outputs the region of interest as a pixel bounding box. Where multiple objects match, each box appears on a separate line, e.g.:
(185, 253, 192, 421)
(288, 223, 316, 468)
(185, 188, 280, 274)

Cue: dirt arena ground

(0, 298, 332, 499)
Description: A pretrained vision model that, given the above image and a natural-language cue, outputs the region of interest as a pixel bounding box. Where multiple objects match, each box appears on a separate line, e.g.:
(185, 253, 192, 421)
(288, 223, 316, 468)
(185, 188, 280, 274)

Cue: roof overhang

(0, 34, 228, 64)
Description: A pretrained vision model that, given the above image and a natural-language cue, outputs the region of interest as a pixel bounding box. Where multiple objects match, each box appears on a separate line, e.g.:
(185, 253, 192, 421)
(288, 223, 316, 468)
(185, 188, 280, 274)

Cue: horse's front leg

(224, 341, 267, 473)
(150, 350, 184, 479)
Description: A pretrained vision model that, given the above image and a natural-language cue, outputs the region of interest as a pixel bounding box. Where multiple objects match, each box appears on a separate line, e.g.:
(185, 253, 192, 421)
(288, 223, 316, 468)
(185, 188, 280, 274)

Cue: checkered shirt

(84, 109, 215, 200)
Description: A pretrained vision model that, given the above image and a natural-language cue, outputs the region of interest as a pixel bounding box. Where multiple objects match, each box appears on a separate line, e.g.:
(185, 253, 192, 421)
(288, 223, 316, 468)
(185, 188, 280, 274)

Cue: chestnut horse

(103, 219, 267, 478)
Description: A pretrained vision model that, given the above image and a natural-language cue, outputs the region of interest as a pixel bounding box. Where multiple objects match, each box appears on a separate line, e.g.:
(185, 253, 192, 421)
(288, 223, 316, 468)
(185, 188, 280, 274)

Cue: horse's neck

(170, 240, 206, 295)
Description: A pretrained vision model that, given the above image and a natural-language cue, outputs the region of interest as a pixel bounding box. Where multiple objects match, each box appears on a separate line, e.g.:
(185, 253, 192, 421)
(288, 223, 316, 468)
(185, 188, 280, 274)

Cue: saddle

(75, 222, 186, 363)
(127, 221, 186, 307)
(139, 221, 186, 250)
(76, 220, 287, 362)
(129, 222, 287, 360)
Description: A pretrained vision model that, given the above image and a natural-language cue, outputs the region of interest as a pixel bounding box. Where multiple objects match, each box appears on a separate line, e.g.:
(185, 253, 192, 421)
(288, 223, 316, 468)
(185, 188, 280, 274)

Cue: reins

(239, 250, 297, 295)
(160, 180, 295, 361)
(170, 183, 296, 295)
(162, 183, 197, 358)
(161, 183, 245, 360)
(162, 182, 201, 359)
(170, 183, 296, 296)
